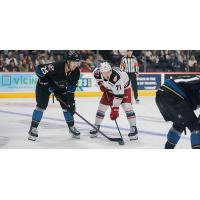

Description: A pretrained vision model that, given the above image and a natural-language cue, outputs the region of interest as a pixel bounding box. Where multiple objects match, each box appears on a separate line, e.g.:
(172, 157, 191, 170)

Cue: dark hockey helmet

(66, 50, 80, 61)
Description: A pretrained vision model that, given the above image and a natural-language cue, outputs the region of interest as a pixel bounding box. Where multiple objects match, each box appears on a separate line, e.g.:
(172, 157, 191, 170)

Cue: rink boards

(0, 72, 199, 98)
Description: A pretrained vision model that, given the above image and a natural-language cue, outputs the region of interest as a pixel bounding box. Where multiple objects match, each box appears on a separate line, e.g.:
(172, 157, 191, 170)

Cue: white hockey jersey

(93, 67, 131, 107)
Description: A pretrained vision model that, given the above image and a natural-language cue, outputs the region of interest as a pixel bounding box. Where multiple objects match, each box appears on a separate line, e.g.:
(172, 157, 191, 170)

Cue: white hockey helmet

(99, 62, 112, 73)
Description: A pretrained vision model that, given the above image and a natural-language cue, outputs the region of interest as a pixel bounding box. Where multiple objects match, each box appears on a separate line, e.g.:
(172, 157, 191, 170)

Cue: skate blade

(71, 134, 80, 139)
(90, 134, 98, 138)
(129, 135, 138, 141)
(28, 135, 37, 141)
(70, 133, 80, 139)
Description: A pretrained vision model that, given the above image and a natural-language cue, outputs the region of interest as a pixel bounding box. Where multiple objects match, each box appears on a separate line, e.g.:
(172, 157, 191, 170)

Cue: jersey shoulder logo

(113, 75, 118, 83)
(47, 64, 54, 71)
(109, 70, 120, 84)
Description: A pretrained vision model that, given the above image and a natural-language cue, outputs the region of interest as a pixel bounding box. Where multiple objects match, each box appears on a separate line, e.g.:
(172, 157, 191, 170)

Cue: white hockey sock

(122, 103, 136, 127)
(95, 103, 109, 125)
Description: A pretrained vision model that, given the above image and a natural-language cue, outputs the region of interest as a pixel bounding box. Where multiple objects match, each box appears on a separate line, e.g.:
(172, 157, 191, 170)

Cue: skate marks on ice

(0, 108, 190, 149)
(0, 108, 167, 139)
(0, 97, 191, 148)
(0, 108, 166, 134)
(0, 136, 9, 148)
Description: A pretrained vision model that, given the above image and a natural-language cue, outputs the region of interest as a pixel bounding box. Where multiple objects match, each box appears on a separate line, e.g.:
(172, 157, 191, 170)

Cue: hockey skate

(28, 127, 38, 141)
(89, 125, 100, 138)
(128, 126, 138, 140)
(69, 126, 80, 139)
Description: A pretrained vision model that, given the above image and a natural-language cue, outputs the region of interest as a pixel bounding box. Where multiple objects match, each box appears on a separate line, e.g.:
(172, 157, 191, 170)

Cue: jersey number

(41, 66, 48, 75)
(116, 85, 121, 91)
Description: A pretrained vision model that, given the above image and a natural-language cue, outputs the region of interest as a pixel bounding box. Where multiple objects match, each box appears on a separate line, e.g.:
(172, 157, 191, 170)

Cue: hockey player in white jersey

(90, 62, 138, 140)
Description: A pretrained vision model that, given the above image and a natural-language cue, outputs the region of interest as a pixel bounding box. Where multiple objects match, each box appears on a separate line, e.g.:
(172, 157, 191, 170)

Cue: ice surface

(0, 96, 191, 149)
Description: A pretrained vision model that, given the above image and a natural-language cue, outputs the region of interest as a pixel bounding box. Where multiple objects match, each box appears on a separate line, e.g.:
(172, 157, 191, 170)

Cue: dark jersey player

(156, 76, 200, 149)
(28, 51, 81, 141)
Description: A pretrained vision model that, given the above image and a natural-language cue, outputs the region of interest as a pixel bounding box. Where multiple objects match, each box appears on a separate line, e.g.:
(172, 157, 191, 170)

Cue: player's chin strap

(104, 91, 125, 145)
(54, 94, 123, 144)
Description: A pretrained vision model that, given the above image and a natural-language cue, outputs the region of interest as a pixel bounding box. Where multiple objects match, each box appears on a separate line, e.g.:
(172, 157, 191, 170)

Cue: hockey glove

(100, 85, 106, 92)
(110, 107, 119, 120)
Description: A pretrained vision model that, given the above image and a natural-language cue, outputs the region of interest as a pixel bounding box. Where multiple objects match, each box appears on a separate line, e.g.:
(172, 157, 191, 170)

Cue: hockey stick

(105, 91, 125, 145)
(74, 111, 123, 142)
(55, 95, 123, 143)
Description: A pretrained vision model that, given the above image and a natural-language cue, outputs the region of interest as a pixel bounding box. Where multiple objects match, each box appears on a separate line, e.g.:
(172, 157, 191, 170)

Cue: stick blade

(109, 137, 123, 142)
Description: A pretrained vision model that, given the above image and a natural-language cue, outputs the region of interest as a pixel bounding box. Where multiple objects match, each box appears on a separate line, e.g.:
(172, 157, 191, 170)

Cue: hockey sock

(165, 127, 182, 149)
(95, 109, 105, 125)
(122, 103, 136, 127)
(94, 103, 108, 126)
(63, 110, 74, 127)
(31, 107, 44, 128)
(126, 110, 136, 126)
(190, 131, 200, 149)
(187, 119, 200, 149)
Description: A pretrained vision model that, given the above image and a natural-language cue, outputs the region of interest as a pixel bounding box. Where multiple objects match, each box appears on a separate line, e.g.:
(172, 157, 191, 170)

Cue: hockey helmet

(99, 62, 112, 73)
(66, 50, 80, 61)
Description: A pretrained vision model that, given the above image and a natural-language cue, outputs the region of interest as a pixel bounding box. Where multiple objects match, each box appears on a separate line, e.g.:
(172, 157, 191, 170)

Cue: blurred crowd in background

(0, 50, 200, 73)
